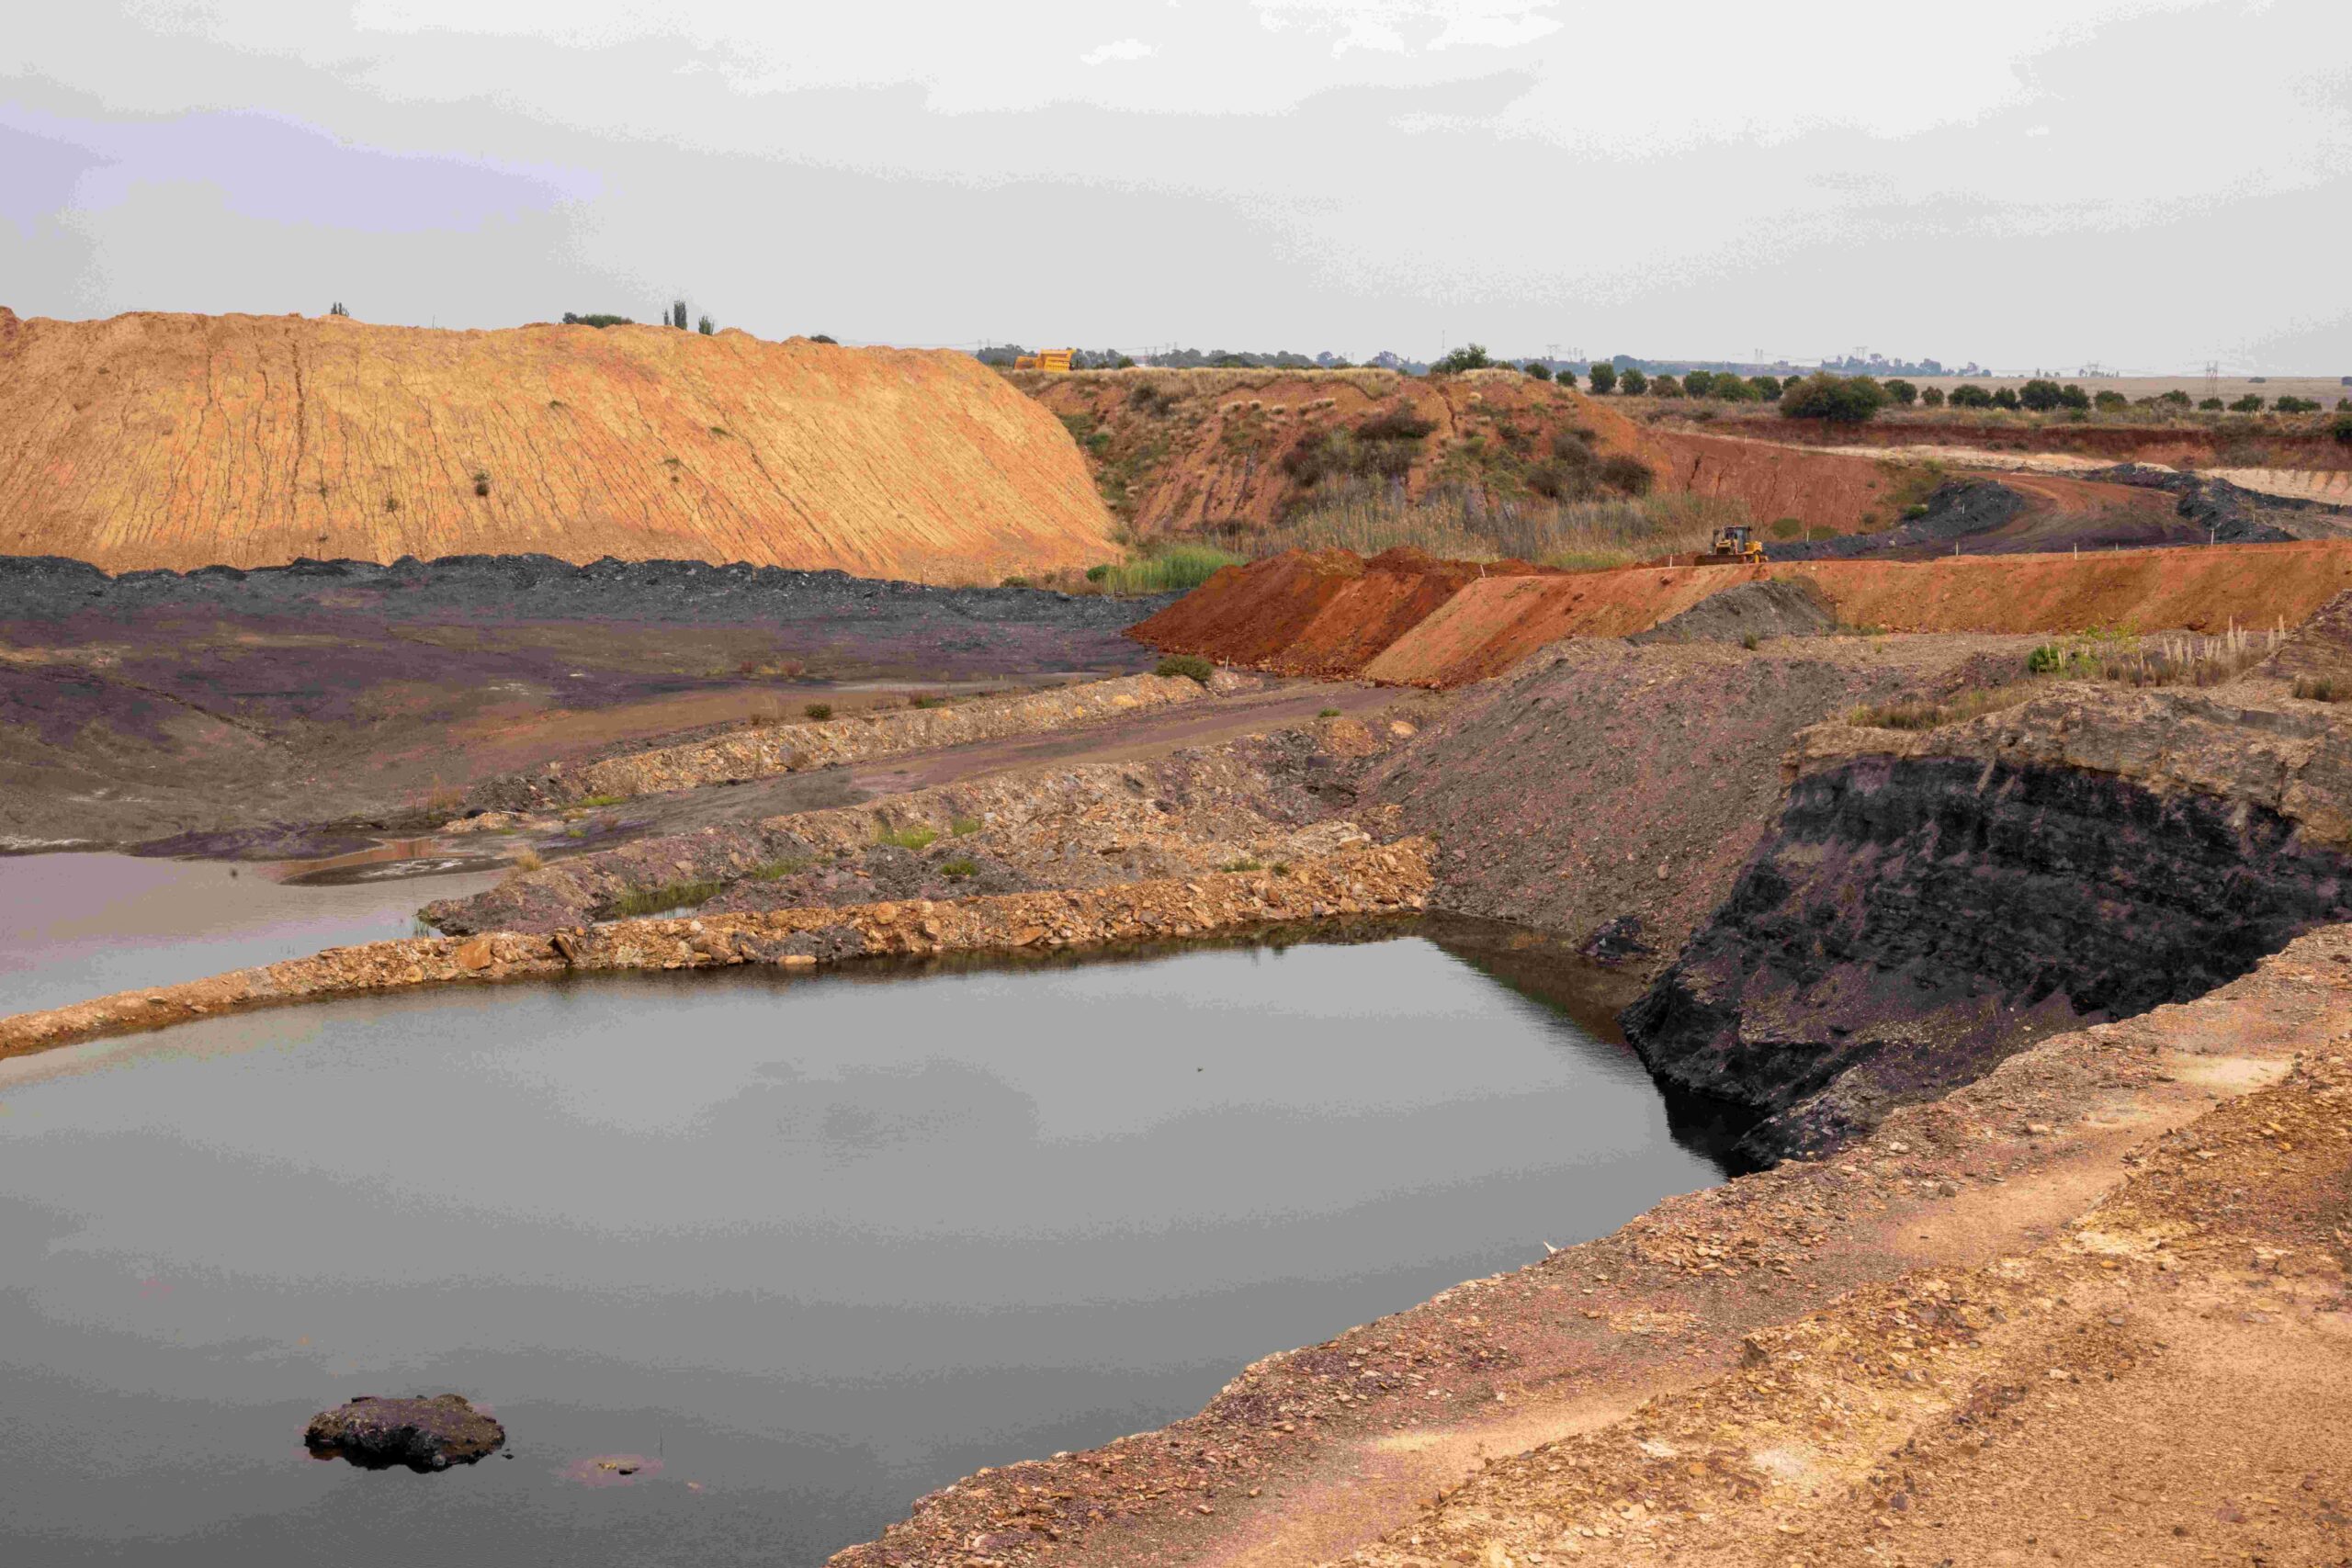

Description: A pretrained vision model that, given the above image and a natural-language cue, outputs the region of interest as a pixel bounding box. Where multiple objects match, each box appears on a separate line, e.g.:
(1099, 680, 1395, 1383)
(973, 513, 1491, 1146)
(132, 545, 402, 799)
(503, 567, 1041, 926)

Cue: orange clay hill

(1137, 539, 2352, 687)
(0, 308, 1115, 580)
(1013, 366, 1928, 538)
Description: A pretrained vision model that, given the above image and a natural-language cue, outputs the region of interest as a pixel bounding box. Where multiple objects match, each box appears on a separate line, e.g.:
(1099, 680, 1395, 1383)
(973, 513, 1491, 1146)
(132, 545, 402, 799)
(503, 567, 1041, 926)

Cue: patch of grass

(803, 702, 834, 720)
(874, 823, 940, 852)
(1270, 863, 1292, 877)
(2028, 623, 2281, 687)
(607, 878, 724, 919)
(1318, 706, 1341, 717)
(938, 858, 979, 880)
(909, 694, 946, 709)
(1155, 654, 1216, 684)
(1219, 857, 1266, 873)
(1849, 684, 2037, 731)
(746, 855, 813, 881)
(2294, 675, 2346, 702)
(949, 817, 983, 836)
(571, 793, 627, 809)
(1094, 545, 1244, 596)
(509, 847, 545, 872)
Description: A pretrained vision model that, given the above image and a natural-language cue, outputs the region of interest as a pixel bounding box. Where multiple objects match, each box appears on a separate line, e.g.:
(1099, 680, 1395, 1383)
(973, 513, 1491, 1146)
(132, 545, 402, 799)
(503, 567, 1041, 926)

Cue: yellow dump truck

(1013, 349, 1075, 373)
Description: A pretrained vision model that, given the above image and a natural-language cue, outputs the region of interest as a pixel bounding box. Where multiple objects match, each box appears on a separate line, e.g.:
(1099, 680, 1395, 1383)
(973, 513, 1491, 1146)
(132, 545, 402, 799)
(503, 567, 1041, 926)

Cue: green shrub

(1991, 387, 2021, 411)
(1949, 384, 1994, 409)
(1597, 454, 1655, 495)
(2199, 397, 2225, 411)
(571, 793, 628, 808)
(472, 470, 491, 496)
(949, 816, 983, 836)
(2094, 389, 2129, 411)
(1768, 516, 1804, 539)
(1318, 706, 1341, 717)
(2018, 378, 2064, 412)
(1218, 857, 1265, 873)
(938, 857, 979, 879)
(1001, 574, 1032, 589)
(1155, 654, 1216, 684)
(2333, 412, 2352, 446)
(1429, 344, 1493, 374)
(1883, 378, 1918, 406)
(1618, 367, 1650, 396)
(2294, 676, 2346, 702)
(1683, 370, 1716, 397)
(747, 855, 813, 881)
(1094, 545, 1244, 596)
(561, 311, 634, 328)
(1752, 374, 1783, 401)
(910, 694, 946, 709)
(1523, 361, 1552, 381)
(1651, 374, 1684, 398)
(1920, 386, 1945, 408)
(1781, 374, 1890, 423)
(2231, 394, 2266, 413)
(1585, 363, 1619, 395)
(1357, 407, 1437, 442)
(874, 823, 939, 851)
(2273, 396, 2321, 414)
(1085, 563, 1111, 582)
(803, 702, 834, 720)
(1904, 502, 1929, 520)
(2158, 389, 2192, 407)
(1555, 367, 1577, 389)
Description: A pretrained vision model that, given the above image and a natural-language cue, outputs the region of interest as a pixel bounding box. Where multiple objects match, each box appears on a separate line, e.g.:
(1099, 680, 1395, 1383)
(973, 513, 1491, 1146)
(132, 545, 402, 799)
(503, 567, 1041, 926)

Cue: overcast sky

(5, 1, 2347, 372)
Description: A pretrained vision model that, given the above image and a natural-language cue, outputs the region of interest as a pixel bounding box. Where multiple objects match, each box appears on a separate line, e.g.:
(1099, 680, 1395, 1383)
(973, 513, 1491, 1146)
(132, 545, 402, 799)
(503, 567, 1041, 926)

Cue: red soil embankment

(1130, 547, 1542, 677)
(0, 308, 1114, 580)
(1147, 540, 2352, 688)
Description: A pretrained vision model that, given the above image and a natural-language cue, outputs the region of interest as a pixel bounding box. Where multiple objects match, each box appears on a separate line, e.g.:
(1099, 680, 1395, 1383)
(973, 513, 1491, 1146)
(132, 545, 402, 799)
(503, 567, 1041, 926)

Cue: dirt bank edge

(0, 839, 1432, 1062)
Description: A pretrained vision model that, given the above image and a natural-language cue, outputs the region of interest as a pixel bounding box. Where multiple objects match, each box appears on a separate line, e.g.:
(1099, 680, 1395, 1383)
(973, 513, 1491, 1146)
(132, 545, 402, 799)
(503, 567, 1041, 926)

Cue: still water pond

(0, 931, 1721, 1564)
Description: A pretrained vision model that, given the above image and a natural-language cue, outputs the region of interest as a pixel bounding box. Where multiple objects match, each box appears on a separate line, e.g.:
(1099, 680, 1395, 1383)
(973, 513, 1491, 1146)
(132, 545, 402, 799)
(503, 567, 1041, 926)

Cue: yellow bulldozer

(1706, 525, 1766, 565)
(1013, 348, 1075, 373)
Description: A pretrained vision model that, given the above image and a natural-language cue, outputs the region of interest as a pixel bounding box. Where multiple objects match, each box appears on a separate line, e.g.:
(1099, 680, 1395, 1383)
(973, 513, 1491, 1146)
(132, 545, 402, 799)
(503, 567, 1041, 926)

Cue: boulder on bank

(304, 1393, 505, 1472)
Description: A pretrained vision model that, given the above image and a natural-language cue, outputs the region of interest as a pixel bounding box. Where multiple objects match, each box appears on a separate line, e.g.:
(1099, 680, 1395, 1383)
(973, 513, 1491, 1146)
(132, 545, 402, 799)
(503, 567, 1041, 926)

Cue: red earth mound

(1129, 547, 1544, 677)
(1142, 540, 2352, 688)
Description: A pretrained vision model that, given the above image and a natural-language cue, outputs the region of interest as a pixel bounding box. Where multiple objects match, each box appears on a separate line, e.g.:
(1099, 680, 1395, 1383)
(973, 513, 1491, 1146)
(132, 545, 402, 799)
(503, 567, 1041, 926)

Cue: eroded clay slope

(0, 309, 1114, 579)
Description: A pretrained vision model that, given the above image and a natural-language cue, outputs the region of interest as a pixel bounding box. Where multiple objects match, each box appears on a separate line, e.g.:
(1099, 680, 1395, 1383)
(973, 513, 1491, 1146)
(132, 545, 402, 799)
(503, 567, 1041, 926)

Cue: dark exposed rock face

(1623, 756, 2352, 1162)
(304, 1393, 505, 1472)
(1627, 578, 1837, 645)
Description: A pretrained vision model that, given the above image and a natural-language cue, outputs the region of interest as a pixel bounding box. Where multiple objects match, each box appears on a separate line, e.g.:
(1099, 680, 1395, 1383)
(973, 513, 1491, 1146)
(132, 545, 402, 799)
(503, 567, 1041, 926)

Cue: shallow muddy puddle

(0, 853, 504, 1016)
(0, 931, 1723, 1564)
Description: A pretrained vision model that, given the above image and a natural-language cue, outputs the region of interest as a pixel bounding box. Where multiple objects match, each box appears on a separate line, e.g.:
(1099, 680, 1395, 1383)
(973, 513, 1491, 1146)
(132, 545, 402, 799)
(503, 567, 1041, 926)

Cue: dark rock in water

(304, 1393, 505, 1472)
(1579, 914, 1654, 965)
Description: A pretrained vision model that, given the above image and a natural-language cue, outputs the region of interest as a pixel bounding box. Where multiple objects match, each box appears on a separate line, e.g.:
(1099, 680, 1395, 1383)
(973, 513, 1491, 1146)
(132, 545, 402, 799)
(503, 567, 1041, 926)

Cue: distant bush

(1752, 375, 1783, 401)
(2060, 384, 2092, 410)
(808, 333, 838, 344)
(1555, 367, 1577, 389)
(1084, 563, 1111, 582)
(2274, 396, 2321, 414)
(1713, 375, 1760, 402)
(1920, 386, 1946, 407)
(1618, 367, 1650, 396)
(1000, 574, 1032, 589)
(1430, 344, 1492, 374)
(2334, 412, 2352, 446)
(1948, 384, 1994, 409)
(1651, 374, 1684, 397)
(1883, 378, 1918, 406)
(2094, 389, 2130, 411)
(697, 314, 716, 335)
(1597, 454, 1656, 495)
(2018, 378, 2065, 412)
(472, 470, 491, 497)
(1522, 361, 1553, 381)
(803, 702, 833, 720)
(2231, 394, 2267, 413)
(1991, 387, 2021, 411)
(1155, 654, 1216, 684)
(2158, 389, 2192, 407)
(2339, 399, 2351, 412)
(328, 301, 350, 318)
(1683, 370, 1716, 397)
(2199, 397, 2225, 411)
(1585, 363, 1619, 395)
(561, 311, 634, 328)
(1781, 374, 1890, 423)
(1357, 406, 1438, 442)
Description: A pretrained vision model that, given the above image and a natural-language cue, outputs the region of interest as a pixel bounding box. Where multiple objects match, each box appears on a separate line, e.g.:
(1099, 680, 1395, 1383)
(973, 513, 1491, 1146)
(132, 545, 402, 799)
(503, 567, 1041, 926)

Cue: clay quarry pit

(6, 324, 2352, 1568)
